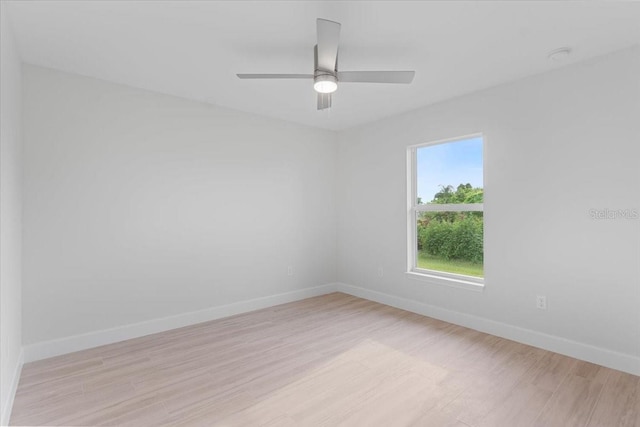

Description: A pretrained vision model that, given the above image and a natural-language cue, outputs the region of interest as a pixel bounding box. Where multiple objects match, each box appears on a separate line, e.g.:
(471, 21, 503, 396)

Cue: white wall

(0, 3, 24, 424)
(337, 47, 640, 369)
(16, 42, 640, 378)
(23, 65, 338, 345)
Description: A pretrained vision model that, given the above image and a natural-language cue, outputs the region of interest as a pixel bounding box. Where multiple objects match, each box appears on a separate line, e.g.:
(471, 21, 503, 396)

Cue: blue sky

(416, 136, 483, 202)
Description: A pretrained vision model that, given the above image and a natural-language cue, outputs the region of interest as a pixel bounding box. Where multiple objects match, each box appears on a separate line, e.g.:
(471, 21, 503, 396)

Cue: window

(407, 135, 484, 289)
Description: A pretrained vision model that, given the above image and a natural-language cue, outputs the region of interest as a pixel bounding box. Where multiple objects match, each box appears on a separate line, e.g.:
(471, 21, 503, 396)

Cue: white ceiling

(6, 1, 640, 130)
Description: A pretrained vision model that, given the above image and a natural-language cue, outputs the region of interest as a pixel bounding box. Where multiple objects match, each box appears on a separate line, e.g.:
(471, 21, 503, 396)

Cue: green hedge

(418, 214, 483, 263)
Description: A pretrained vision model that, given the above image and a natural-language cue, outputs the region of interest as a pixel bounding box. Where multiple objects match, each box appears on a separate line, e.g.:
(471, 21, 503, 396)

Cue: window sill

(405, 270, 485, 292)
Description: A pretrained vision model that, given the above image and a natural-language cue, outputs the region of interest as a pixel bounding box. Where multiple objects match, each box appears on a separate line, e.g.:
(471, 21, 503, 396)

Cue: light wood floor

(10, 292, 640, 426)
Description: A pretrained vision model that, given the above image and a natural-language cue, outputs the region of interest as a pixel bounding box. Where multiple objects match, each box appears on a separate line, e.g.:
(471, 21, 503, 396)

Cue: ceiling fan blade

(337, 71, 415, 84)
(316, 19, 341, 72)
(237, 74, 313, 79)
(317, 93, 332, 110)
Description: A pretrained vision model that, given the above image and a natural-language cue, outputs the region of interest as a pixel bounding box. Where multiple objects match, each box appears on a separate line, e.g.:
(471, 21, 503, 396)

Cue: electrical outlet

(287, 266, 293, 276)
(536, 295, 547, 310)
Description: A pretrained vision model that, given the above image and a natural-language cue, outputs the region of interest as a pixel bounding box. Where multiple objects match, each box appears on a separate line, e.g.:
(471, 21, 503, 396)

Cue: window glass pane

(411, 136, 484, 280)
(416, 211, 484, 277)
(416, 137, 483, 205)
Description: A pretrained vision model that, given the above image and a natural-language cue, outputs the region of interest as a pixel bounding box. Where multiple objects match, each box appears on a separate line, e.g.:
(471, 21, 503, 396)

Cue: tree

(429, 183, 483, 205)
(431, 185, 454, 203)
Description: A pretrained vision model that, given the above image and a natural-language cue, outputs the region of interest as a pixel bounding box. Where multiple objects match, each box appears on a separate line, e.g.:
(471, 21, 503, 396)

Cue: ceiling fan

(237, 19, 415, 110)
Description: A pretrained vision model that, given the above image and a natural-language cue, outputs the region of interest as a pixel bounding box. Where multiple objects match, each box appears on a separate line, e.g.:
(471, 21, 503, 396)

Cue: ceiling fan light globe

(313, 75, 338, 93)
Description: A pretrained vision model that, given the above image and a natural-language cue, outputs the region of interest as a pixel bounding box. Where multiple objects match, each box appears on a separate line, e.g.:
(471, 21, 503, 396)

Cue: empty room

(1, 1, 639, 426)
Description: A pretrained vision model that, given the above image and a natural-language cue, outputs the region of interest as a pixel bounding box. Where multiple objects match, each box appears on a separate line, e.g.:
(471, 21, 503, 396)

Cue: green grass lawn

(417, 251, 483, 278)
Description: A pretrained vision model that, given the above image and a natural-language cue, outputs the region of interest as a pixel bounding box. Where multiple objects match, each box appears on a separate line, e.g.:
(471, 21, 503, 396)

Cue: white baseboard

(20, 281, 640, 377)
(335, 282, 640, 377)
(23, 284, 338, 363)
(1, 348, 24, 427)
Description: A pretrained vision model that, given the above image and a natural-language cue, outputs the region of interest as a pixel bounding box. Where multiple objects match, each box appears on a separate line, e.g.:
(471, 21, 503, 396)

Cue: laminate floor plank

(532, 376, 596, 427)
(586, 369, 640, 427)
(10, 292, 639, 426)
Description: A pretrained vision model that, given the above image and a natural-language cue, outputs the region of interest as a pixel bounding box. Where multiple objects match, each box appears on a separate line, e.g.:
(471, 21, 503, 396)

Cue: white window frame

(406, 134, 485, 291)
